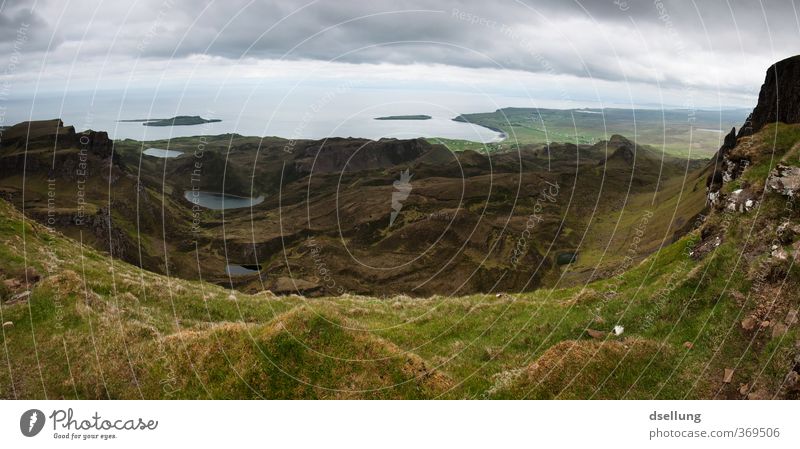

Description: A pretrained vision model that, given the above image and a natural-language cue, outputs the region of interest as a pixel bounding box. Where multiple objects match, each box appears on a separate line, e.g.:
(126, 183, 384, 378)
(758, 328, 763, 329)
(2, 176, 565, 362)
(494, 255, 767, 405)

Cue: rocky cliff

(0, 119, 119, 176)
(707, 55, 800, 209)
(739, 55, 800, 137)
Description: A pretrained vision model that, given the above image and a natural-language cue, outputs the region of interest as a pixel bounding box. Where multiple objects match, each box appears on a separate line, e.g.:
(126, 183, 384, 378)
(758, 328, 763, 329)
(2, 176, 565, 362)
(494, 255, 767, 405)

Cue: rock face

(706, 56, 800, 207)
(706, 127, 746, 207)
(1, 119, 113, 156)
(725, 188, 757, 213)
(707, 128, 738, 188)
(0, 119, 118, 175)
(1, 119, 74, 147)
(739, 55, 800, 137)
(766, 164, 800, 197)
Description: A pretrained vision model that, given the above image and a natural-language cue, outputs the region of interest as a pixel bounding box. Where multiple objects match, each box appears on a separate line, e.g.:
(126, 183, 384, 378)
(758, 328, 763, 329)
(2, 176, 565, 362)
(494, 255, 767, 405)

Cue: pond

(184, 191, 265, 210)
(556, 252, 578, 265)
(226, 264, 261, 276)
(143, 148, 184, 158)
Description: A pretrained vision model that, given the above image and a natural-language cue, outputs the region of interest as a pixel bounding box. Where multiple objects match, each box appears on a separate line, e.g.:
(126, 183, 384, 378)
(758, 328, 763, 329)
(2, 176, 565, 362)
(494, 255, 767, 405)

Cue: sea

(2, 85, 514, 142)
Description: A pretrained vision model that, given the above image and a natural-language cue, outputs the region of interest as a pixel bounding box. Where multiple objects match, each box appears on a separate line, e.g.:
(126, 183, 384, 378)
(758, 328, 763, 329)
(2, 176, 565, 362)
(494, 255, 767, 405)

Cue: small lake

(226, 264, 261, 276)
(184, 191, 265, 210)
(556, 252, 578, 265)
(144, 148, 184, 158)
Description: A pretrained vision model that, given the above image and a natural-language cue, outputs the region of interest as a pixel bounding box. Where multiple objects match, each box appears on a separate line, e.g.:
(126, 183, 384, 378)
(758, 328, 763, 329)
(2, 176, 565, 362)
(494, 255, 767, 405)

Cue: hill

(1, 120, 706, 296)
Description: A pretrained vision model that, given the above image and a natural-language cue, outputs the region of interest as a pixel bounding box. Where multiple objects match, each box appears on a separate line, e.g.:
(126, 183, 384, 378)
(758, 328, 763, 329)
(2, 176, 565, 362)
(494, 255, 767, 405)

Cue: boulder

(772, 323, 788, 338)
(723, 368, 735, 383)
(2, 278, 21, 290)
(741, 316, 757, 331)
(771, 246, 789, 260)
(586, 329, 606, 340)
(786, 310, 798, 326)
(766, 164, 800, 197)
(725, 188, 757, 213)
(5, 290, 30, 304)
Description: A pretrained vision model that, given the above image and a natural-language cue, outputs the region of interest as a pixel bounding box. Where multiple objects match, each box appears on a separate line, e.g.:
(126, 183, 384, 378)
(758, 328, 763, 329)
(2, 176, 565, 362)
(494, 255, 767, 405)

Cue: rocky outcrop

(766, 164, 800, 197)
(705, 54, 800, 207)
(0, 119, 74, 148)
(739, 55, 800, 137)
(0, 119, 120, 175)
(725, 188, 757, 213)
(598, 143, 635, 165)
(1, 119, 113, 156)
(706, 128, 738, 188)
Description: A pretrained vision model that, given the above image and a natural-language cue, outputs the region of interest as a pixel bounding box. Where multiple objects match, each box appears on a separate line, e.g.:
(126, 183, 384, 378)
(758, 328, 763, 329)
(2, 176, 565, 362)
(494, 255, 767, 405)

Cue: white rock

(771, 247, 789, 261)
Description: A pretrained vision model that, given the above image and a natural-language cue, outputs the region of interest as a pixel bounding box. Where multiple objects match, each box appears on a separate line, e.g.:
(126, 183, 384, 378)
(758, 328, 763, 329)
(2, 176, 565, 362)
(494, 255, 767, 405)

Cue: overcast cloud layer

(2, 0, 799, 107)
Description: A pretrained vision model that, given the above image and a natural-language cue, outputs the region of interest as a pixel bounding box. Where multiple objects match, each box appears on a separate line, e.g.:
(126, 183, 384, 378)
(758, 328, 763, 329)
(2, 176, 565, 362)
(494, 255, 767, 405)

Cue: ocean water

(4, 85, 509, 143)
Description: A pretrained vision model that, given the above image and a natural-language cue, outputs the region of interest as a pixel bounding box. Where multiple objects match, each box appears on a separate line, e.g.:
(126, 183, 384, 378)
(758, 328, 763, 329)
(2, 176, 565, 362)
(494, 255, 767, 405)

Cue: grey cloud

(0, 2, 61, 54)
(130, 0, 800, 85)
(5, 0, 800, 91)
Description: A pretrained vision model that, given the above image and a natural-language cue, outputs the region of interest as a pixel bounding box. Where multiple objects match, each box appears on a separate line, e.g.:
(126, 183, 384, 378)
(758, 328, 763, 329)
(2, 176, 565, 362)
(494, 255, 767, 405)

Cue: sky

(1, 0, 799, 111)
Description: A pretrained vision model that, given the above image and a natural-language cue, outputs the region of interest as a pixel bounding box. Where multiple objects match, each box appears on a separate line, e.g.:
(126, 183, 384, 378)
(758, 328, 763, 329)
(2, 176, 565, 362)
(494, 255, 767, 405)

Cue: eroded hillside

(1, 119, 705, 297)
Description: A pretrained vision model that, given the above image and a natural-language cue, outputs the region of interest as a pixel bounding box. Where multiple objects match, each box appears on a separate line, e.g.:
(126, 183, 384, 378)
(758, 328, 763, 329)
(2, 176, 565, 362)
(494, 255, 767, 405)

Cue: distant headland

(373, 115, 432, 121)
(119, 115, 222, 127)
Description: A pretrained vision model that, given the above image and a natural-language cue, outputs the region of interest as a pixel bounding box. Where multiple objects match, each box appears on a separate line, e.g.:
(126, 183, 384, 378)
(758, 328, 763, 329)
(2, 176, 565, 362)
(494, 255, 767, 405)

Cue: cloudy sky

(2, 0, 799, 109)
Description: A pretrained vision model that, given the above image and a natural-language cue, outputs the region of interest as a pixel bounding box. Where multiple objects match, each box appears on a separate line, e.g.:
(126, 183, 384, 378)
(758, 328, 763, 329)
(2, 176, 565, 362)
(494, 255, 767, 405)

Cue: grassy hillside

(2, 117, 799, 400)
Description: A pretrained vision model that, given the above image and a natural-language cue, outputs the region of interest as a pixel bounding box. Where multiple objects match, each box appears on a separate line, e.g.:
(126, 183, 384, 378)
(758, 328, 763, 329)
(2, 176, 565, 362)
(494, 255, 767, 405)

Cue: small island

(373, 115, 432, 121)
(119, 115, 222, 127)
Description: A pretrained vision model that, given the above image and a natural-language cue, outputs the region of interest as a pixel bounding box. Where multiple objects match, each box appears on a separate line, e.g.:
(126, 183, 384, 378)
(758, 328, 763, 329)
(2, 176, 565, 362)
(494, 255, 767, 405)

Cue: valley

(0, 118, 707, 297)
(1, 56, 799, 400)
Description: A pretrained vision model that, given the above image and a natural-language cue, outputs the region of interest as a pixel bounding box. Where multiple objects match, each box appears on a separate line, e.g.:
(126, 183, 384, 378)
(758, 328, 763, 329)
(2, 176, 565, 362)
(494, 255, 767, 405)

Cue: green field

(437, 107, 749, 157)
